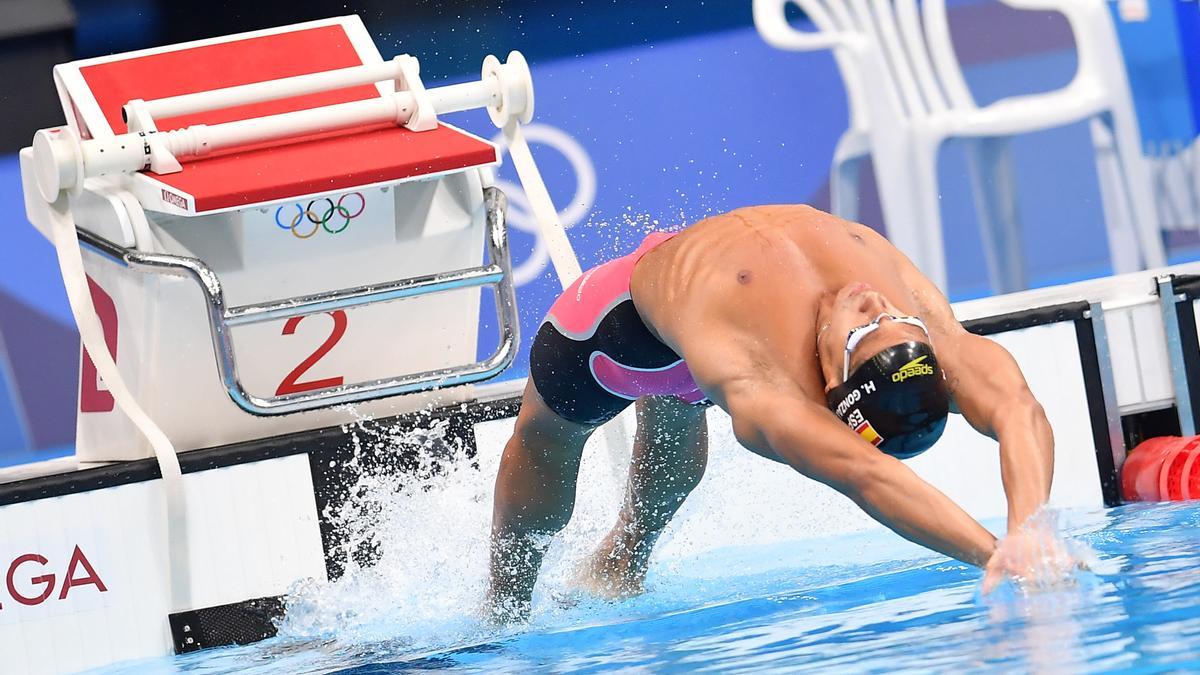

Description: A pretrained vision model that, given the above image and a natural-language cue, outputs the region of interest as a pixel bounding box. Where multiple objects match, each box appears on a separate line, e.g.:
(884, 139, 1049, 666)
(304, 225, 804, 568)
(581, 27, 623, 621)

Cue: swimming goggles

(843, 314, 930, 380)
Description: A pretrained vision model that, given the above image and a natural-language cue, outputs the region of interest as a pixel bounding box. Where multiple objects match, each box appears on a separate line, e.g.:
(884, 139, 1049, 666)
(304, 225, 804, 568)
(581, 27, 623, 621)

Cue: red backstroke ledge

(77, 24, 497, 212)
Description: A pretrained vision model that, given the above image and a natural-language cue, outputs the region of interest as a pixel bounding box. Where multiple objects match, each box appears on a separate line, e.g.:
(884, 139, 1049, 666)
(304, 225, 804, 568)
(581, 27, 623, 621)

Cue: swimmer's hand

(982, 526, 1087, 594)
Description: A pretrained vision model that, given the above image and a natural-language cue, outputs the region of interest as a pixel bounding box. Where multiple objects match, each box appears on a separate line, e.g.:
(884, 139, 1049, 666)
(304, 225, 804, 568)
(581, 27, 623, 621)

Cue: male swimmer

(487, 204, 1061, 621)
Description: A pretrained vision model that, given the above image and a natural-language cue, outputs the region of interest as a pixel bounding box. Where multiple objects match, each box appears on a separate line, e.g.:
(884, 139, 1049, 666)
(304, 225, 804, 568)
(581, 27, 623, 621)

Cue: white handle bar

(31, 52, 532, 201)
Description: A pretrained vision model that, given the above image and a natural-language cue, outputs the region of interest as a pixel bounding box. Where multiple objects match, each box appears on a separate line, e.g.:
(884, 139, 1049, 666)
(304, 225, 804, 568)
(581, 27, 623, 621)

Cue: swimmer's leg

(487, 379, 598, 622)
(582, 395, 709, 597)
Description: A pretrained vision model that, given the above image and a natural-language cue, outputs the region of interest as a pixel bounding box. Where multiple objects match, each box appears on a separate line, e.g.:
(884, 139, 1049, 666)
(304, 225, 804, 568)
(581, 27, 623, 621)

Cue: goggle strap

(841, 314, 930, 382)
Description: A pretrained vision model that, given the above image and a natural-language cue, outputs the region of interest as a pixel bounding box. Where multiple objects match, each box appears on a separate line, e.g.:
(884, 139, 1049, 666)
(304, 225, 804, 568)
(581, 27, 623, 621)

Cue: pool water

(417, 503, 1197, 673)
(98, 498, 1200, 674)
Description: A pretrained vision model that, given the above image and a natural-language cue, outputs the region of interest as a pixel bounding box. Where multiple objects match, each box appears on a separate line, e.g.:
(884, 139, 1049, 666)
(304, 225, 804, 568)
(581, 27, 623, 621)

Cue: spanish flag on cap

(854, 419, 884, 447)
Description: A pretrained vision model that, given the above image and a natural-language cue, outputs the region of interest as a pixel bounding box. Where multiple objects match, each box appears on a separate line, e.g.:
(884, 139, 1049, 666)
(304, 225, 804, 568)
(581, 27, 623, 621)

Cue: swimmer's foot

(482, 588, 530, 626)
(574, 523, 655, 600)
(574, 555, 643, 600)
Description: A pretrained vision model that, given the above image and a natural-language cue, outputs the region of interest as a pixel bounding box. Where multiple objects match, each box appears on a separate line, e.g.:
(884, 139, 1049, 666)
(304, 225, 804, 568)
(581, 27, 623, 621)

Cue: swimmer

(487, 205, 1061, 621)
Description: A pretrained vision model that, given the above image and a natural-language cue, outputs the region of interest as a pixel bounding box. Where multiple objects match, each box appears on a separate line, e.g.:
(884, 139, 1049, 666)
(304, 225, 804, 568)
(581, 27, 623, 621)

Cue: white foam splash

(275, 407, 894, 655)
(981, 508, 1104, 597)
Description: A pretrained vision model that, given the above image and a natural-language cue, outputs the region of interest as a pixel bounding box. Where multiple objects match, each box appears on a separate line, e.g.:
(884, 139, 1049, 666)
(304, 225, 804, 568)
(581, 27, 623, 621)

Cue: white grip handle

(30, 53, 531, 196)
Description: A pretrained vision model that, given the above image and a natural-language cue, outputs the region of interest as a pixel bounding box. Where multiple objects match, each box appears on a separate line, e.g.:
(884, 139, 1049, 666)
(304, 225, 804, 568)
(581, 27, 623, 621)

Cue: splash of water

(981, 508, 1103, 597)
(278, 415, 494, 649)
(274, 407, 904, 660)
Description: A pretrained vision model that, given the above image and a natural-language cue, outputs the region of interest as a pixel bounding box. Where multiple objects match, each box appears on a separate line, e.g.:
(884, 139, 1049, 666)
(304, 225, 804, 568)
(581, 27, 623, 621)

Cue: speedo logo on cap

(892, 355, 934, 383)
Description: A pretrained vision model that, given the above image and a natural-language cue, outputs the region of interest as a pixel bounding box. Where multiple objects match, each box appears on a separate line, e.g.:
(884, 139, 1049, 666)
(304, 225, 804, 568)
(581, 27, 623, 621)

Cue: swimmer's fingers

(981, 530, 1071, 594)
(981, 552, 1008, 595)
(981, 567, 1002, 595)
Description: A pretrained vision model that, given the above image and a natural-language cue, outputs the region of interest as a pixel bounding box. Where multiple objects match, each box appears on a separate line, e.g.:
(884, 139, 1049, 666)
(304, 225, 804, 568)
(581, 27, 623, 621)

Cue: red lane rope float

(1121, 436, 1200, 502)
(1122, 437, 1179, 502)
(1160, 437, 1200, 501)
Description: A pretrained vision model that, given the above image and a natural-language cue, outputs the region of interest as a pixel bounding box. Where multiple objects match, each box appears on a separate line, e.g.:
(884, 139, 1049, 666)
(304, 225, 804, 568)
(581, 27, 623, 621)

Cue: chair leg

(1091, 116, 1147, 274)
(832, 153, 865, 222)
(965, 137, 1026, 293)
(873, 138, 949, 292)
(1106, 107, 1168, 269)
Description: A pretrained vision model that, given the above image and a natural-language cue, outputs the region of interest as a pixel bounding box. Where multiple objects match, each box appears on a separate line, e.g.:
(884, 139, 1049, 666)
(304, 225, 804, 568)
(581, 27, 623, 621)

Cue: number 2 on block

(276, 311, 348, 396)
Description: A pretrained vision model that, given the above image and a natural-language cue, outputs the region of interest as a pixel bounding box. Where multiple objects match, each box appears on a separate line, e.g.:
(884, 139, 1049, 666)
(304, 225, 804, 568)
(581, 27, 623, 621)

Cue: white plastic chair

(754, 0, 1167, 292)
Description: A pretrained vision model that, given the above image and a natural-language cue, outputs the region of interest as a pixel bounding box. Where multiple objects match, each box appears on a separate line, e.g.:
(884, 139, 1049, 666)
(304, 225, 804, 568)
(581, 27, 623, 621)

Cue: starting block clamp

(73, 187, 517, 416)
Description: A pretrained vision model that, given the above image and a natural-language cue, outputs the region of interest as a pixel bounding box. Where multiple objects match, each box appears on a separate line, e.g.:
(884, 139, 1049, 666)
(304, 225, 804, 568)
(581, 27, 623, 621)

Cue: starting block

(19, 16, 561, 463)
(4, 16, 583, 672)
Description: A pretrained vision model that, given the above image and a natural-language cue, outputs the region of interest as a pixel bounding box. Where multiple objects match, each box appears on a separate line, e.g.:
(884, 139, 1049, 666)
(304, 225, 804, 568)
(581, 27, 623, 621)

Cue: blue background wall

(1, 0, 1199, 466)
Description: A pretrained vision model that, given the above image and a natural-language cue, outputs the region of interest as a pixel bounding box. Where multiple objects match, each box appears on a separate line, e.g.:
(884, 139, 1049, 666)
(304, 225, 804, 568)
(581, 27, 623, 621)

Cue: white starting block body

(20, 17, 513, 462)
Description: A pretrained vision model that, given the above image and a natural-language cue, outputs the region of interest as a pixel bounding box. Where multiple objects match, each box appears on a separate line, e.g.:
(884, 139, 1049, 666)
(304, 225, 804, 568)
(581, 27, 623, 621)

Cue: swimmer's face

(816, 282, 930, 390)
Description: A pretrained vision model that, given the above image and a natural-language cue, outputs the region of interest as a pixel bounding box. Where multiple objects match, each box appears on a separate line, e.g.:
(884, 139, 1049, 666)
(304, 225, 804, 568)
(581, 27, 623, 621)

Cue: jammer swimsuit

(529, 231, 710, 425)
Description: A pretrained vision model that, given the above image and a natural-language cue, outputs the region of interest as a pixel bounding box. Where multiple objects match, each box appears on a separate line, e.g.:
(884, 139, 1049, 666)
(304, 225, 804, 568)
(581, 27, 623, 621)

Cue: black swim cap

(824, 341, 950, 459)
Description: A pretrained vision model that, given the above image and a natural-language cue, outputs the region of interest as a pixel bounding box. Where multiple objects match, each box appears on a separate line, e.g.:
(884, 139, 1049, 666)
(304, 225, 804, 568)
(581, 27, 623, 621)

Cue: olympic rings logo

(274, 193, 366, 239)
(491, 124, 597, 287)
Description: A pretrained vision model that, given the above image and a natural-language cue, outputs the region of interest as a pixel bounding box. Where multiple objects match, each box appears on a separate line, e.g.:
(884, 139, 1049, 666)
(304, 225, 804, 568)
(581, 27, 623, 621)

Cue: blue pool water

(102, 500, 1200, 674)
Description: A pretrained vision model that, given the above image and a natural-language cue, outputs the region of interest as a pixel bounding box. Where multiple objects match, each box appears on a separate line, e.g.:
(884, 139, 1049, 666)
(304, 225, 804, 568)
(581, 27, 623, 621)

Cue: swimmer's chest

(642, 231, 899, 400)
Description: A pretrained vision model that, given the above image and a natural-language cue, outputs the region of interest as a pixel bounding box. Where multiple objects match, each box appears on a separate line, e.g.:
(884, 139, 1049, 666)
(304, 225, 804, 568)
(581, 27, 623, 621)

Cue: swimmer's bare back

(630, 205, 953, 411)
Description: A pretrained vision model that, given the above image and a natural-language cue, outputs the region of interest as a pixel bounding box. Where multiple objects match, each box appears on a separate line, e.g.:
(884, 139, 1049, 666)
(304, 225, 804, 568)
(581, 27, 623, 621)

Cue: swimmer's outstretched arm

(891, 240, 1054, 533)
(722, 379, 998, 567)
(936, 332, 1053, 532)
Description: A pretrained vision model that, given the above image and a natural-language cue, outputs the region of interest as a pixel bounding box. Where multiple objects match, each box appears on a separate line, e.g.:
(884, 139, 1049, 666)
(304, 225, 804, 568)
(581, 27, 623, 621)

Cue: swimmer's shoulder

(751, 205, 893, 253)
(679, 204, 812, 226)
(711, 204, 826, 227)
(714, 205, 860, 244)
(679, 204, 827, 245)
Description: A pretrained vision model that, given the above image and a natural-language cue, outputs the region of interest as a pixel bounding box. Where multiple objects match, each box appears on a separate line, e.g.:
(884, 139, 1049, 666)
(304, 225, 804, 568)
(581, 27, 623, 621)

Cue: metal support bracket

(1089, 301, 1129, 474)
(1156, 275, 1197, 436)
(77, 186, 519, 416)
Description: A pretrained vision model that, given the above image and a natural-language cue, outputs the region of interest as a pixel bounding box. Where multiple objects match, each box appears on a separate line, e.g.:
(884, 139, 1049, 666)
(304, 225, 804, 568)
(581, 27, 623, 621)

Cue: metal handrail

(77, 186, 519, 416)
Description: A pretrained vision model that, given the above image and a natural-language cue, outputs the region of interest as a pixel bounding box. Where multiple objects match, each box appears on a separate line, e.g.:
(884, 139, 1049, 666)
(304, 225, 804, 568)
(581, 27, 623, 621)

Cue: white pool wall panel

(0, 455, 325, 674)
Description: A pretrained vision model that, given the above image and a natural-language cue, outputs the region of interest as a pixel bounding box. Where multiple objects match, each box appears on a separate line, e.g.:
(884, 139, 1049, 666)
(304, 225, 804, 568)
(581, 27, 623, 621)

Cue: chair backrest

(757, 0, 1130, 143)
(754, 0, 870, 132)
(996, 0, 1123, 92)
(759, 0, 978, 125)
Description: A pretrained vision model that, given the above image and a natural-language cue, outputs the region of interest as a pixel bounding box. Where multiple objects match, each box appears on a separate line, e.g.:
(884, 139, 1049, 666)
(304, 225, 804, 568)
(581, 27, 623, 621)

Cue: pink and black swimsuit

(530, 231, 711, 425)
